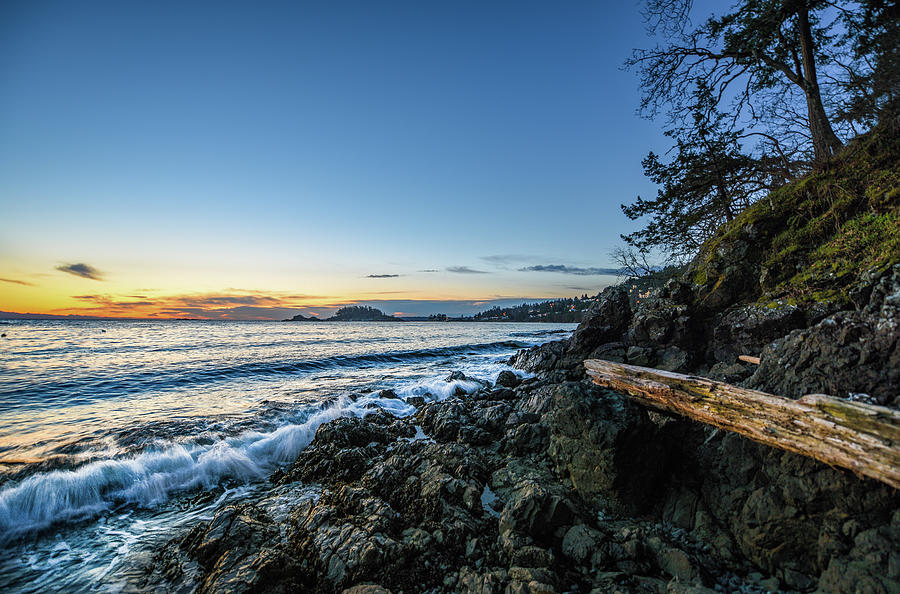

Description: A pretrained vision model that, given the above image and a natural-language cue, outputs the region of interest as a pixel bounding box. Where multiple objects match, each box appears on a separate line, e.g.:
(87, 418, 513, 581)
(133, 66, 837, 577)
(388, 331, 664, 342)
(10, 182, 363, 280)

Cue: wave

(0, 365, 503, 542)
(0, 340, 527, 410)
(508, 329, 573, 338)
(0, 398, 355, 541)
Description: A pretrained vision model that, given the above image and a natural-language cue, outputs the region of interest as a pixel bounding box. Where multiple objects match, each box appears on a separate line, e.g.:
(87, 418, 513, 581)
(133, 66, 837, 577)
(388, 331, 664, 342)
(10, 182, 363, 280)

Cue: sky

(1, 0, 676, 319)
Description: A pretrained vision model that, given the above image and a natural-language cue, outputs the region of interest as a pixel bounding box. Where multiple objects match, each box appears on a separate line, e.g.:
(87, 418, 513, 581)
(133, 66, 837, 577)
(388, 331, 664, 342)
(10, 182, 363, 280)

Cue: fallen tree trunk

(584, 358, 900, 490)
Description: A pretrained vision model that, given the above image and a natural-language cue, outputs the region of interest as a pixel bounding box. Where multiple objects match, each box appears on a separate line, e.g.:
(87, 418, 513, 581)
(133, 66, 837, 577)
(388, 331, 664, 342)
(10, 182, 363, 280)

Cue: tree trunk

(584, 359, 900, 490)
(797, 6, 843, 162)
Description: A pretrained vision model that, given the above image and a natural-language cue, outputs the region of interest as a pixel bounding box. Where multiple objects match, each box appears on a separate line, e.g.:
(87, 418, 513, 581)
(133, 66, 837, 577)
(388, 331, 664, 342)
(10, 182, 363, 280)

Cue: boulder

(495, 370, 520, 388)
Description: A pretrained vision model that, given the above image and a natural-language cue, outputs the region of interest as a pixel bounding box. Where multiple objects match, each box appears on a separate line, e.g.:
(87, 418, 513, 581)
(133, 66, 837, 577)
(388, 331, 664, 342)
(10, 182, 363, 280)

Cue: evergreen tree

(621, 88, 772, 260)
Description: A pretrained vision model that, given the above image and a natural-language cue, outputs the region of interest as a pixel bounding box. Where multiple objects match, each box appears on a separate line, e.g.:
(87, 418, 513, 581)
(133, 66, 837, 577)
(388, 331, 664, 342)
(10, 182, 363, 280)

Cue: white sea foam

(0, 364, 529, 541)
(0, 396, 363, 541)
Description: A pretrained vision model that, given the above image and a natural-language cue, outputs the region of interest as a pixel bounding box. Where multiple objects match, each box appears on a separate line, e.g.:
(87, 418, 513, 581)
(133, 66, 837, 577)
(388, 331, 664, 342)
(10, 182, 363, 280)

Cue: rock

(499, 481, 573, 545)
(378, 389, 399, 399)
(569, 285, 632, 358)
(656, 346, 689, 372)
(628, 300, 693, 348)
(546, 382, 664, 513)
(511, 341, 568, 374)
(654, 546, 693, 581)
(342, 586, 392, 594)
(625, 345, 653, 367)
(407, 396, 426, 407)
(706, 361, 753, 384)
(561, 525, 603, 564)
(495, 370, 520, 388)
(708, 303, 807, 364)
(587, 342, 627, 364)
(446, 371, 468, 382)
(747, 265, 900, 406)
(689, 222, 769, 309)
(510, 545, 554, 568)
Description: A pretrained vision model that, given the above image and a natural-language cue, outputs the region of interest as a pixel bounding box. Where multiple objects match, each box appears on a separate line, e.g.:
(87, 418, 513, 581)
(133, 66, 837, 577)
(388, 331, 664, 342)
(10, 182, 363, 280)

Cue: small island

(284, 305, 400, 322)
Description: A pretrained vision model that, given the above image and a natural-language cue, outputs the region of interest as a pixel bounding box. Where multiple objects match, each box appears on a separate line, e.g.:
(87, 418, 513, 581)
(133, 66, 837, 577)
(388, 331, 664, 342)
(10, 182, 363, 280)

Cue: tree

(620, 88, 772, 260)
(836, 0, 900, 127)
(627, 0, 846, 163)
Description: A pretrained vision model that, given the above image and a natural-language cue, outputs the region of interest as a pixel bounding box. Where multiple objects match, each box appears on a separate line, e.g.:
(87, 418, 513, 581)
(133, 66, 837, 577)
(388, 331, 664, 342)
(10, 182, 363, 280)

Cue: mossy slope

(689, 123, 900, 308)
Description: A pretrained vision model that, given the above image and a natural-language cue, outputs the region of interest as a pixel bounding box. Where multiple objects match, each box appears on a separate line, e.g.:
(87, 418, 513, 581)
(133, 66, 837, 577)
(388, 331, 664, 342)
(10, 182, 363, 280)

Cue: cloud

(519, 264, 623, 276)
(56, 263, 104, 280)
(366, 274, 400, 278)
(480, 254, 533, 266)
(447, 266, 489, 274)
(419, 269, 439, 273)
(0, 277, 34, 286)
(52, 290, 331, 320)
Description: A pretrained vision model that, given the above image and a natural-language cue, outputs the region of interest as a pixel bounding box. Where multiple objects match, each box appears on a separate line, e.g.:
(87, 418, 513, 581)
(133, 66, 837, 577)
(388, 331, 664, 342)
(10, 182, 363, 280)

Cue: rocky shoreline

(143, 265, 899, 593)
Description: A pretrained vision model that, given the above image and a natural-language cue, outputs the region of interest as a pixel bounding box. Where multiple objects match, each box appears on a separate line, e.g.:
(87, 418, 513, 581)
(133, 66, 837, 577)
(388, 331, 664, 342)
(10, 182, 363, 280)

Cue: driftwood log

(584, 358, 900, 490)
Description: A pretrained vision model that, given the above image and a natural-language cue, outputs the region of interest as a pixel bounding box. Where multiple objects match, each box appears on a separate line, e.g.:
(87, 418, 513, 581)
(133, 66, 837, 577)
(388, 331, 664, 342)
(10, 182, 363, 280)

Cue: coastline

(142, 265, 900, 593)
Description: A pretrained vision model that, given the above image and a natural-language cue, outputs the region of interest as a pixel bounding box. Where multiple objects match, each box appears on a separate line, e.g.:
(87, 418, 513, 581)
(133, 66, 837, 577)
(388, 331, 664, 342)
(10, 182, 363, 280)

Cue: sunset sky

(1, 0, 682, 319)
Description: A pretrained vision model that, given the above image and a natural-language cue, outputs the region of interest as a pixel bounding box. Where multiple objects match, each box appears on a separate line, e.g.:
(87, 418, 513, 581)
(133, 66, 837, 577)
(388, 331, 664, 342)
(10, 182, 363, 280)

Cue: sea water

(0, 319, 573, 591)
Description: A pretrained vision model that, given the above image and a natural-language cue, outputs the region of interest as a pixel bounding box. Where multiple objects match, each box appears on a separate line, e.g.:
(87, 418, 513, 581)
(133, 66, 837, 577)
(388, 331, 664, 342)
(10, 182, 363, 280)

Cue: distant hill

(468, 295, 598, 323)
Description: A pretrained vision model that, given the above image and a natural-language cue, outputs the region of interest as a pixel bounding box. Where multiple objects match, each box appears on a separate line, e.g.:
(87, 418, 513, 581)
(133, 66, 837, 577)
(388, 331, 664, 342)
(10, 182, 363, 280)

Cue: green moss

(688, 123, 900, 308)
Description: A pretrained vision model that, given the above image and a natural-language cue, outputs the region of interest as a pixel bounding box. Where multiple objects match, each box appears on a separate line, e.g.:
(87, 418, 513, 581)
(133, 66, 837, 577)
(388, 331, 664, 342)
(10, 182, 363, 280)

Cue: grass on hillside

(692, 122, 900, 306)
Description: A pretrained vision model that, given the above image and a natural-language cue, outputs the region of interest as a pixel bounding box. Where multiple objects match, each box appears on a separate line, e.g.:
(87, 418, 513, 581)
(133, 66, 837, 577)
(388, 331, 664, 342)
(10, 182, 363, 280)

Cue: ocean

(0, 319, 573, 592)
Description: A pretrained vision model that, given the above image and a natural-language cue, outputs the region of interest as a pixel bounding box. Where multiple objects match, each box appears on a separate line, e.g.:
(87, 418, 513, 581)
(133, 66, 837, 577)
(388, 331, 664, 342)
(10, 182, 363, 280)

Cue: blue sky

(1, 0, 679, 318)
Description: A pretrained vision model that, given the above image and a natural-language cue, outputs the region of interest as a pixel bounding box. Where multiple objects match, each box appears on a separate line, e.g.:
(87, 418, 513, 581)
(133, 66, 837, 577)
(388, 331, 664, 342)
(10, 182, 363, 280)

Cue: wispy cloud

(366, 274, 400, 278)
(480, 254, 533, 267)
(419, 269, 439, 273)
(53, 290, 331, 320)
(447, 266, 489, 274)
(56, 263, 104, 280)
(519, 264, 622, 276)
(0, 277, 34, 286)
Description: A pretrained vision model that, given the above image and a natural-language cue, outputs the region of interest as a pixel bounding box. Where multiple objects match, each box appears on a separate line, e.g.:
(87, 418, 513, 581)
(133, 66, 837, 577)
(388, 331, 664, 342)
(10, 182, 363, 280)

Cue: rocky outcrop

(148, 368, 899, 593)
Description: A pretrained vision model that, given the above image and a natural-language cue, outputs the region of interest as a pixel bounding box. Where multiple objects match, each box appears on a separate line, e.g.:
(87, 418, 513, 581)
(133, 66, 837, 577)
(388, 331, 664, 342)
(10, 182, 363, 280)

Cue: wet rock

(495, 370, 520, 388)
(485, 387, 517, 401)
(377, 389, 399, 399)
(281, 414, 412, 485)
(511, 340, 568, 374)
(406, 395, 425, 407)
